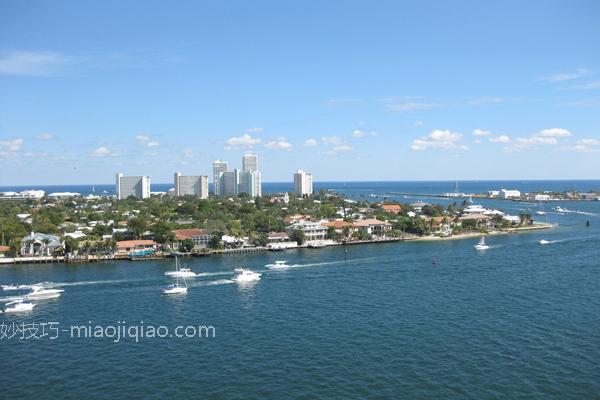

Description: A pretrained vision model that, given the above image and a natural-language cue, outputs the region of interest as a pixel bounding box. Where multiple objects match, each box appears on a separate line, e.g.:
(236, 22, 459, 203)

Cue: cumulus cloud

(411, 130, 467, 151)
(352, 129, 381, 138)
(135, 134, 159, 148)
(0, 138, 24, 151)
(472, 129, 491, 137)
(561, 138, 600, 153)
(35, 133, 55, 140)
(303, 138, 318, 147)
(490, 135, 511, 143)
(265, 137, 292, 150)
(538, 128, 572, 138)
(91, 146, 115, 157)
(226, 133, 261, 147)
(578, 138, 600, 145)
(321, 136, 343, 146)
(246, 127, 264, 133)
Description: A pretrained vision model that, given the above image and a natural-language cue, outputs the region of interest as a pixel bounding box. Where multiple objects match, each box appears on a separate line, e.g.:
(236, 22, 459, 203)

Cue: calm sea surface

(1, 182, 599, 399)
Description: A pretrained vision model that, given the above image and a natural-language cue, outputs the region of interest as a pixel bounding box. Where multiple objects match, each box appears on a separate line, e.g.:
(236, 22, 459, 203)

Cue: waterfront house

(20, 232, 63, 256)
(500, 189, 521, 199)
(352, 218, 393, 235)
(458, 214, 493, 229)
(381, 204, 402, 214)
(286, 221, 328, 241)
(411, 201, 430, 213)
(322, 220, 355, 236)
(267, 231, 291, 244)
(115, 240, 157, 256)
(172, 229, 212, 249)
(0, 245, 10, 257)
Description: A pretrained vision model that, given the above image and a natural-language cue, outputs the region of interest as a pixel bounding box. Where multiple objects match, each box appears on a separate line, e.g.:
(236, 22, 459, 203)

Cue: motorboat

(539, 239, 551, 245)
(165, 256, 197, 278)
(4, 299, 36, 313)
(26, 287, 64, 300)
(232, 268, 261, 282)
(265, 260, 294, 269)
(555, 206, 568, 213)
(474, 237, 490, 250)
(162, 283, 188, 295)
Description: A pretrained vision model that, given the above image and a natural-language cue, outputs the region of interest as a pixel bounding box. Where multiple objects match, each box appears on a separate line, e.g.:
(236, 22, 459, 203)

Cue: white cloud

(0, 138, 24, 151)
(265, 137, 292, 150)
(226, 133, 261, 147)
(35, 133, 55, 140)
(321, 136, 343, 146)
(182, 149, 193, 158)
(91, 146, 114, 157)
(303, 138, 318, 147)
(246, 127, 264, 133)
(472, 129, 491, 137)
(538, 128, 572, 138)
(136, 134, 150, 142)
(387, 101, 440, 112)
(411, 130, 468, 151)
(135, 134, 159, 148)
(352, 129, 381, 138)
(146, 141, 159, 148)
(489, 135, 511, 143)
(334, 144, 352, 152)
(578, 138, 600, 146)
(538, 68, 590, 82)
(0, 50, 73, 76)
(413, 121, 424, 127)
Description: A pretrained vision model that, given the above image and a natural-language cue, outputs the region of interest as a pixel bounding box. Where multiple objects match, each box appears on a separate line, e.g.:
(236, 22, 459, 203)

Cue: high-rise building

(212, 160, 228, 196)
(294, 170, 313, 197)
(219, 170, 239, 196)
(174, 172, 209, 198)
(242, 153, 258, 172)
(116, 173, 151, 199)
(238, 170, 262, 197)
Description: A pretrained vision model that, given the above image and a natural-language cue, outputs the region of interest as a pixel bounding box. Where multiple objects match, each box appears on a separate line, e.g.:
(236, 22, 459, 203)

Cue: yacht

(165, 256, 197, 278)
(265, 260, 293, 269)
(474, 237, 490, 250)
(232, 268, 261, 282)
(26, 287, 64, 300)
(2, 284, 35, 291)
(162, 283, 188, 295)
(4, 299, 36, 313)
(539, 239, 551, 245)
(555, 206, 568, 213)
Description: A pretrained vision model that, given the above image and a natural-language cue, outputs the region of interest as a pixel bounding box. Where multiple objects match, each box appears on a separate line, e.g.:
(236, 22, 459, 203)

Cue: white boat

(265, 260, 294, 269)
(232, 268, 261, 282)
(4, 299, 36, 313)
(539, 239, 551, 245)
(555, 206, 567, 213)
(474, 237, 490, 250)
(536, 200, 546, 215)
(26, 287, 64, 300)
(162, 283, 188, 295)
(165, 257, 197, 278)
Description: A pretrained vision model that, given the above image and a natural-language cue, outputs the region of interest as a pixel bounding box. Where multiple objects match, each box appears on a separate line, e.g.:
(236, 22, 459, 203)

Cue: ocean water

(2, 179, 600, 197)
(1, 187, 600, 398)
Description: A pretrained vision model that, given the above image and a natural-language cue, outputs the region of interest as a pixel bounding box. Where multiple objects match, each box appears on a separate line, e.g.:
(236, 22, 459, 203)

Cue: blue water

(2, 179, 600, 197)
(1, 188, 600, 398)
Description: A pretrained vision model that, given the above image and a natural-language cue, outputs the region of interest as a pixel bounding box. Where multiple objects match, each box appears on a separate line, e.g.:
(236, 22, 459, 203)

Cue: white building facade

(294, 170, 313, 196)
(212, 160, 228, 196)
(174, 172, 209, 198)
(116, 173, 151, 199)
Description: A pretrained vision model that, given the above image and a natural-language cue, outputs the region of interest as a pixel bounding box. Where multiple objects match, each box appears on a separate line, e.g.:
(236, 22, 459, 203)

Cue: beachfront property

(174, 172, 209, 198)
(286, 220, 328, 241)
(500, 189, 521, 199)
(116, 173, 151, 199)
(353, 218, 393, 235)
(212, 160, 229, 196)
(242, 153, 258, 172)
(115, 240, 157, 256)
(0, 190, 46, 200)
(294, 170, 313, 197)
(381, 204, 402, 214)
(20, 232, 63, 256)
(171, 229, 212, 250)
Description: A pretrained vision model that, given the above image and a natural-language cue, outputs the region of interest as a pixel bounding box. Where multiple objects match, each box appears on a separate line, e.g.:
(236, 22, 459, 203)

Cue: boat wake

(196, 271, 234, 277)
(193, 279, 234, 286)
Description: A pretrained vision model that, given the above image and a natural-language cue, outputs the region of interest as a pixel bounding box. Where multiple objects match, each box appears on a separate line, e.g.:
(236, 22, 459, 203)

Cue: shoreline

(0, 223, 554, 266)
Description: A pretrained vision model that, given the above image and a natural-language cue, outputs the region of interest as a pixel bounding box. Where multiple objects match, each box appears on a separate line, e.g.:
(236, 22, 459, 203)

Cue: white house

(20, 232, 62, 256)
(500, 189, 521, 199)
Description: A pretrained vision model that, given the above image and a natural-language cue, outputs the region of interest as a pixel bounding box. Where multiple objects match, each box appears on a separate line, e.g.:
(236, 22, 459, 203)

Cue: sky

(1, 0, 600, 185)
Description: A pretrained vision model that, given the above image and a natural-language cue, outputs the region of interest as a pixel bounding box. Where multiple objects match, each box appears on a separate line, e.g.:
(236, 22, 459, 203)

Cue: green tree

(127, 216, 148, 239)
(289, 229, 305, 245)
(179, 238, 194, 253)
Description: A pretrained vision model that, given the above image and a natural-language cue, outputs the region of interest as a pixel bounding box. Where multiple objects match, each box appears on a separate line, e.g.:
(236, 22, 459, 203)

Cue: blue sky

(1, 0, 600, 185)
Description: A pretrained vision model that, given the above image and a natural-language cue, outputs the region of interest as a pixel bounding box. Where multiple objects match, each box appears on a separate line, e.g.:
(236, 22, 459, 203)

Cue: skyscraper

(116, 173, 151, 199)
(242, 153, 258, 172)
(212, 160, 228, 196)
(294, 170, 313, 197)
(174, 172, 209, 198)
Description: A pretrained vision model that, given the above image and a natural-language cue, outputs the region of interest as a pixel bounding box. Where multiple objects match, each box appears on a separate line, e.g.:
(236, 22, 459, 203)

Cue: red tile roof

(172, 229, 207, 240)
(116, 240, 156, 249)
